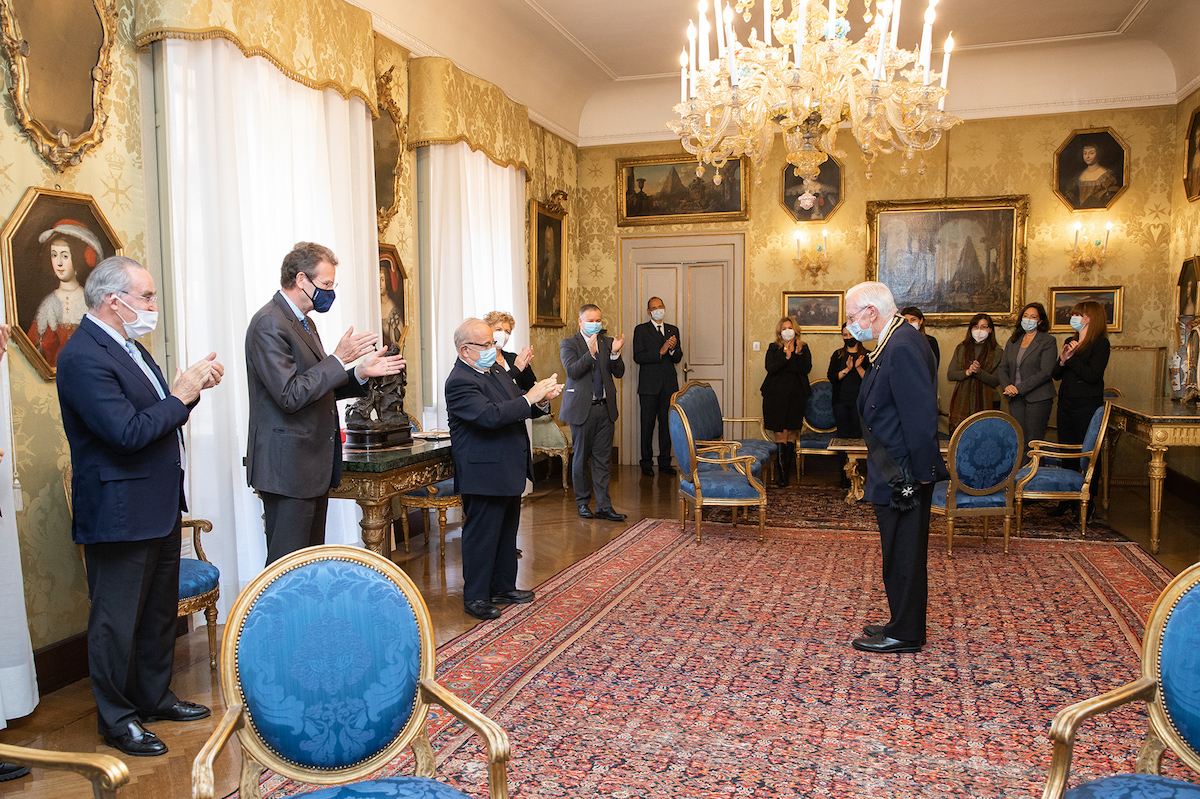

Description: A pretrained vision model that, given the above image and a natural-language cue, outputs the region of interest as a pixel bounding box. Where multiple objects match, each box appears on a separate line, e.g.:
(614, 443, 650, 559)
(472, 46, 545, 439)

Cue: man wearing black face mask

(245, 241, 406, 564)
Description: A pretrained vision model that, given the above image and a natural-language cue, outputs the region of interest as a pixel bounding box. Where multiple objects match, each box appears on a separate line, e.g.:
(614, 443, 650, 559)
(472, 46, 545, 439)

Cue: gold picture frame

(781, 291, 844, 333)
(616, 153, 749, 227)
(780, 155, 843, 223)
(1, 186, 124, 380)
(1049, 286, 1123, 334)
(1053, 127, 1129, 212)
(530, 199, 566, 327)
(1186, 108, 1200, 203)
(0, 0, 117, 172)
(373, 66, 406, 236)
(866, 195, 1029, 328)
(378, 243, 409, 351)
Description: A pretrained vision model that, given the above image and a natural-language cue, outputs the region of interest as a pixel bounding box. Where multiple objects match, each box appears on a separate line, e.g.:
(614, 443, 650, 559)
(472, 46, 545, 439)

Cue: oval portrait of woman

(1, 187, 123, 380)
(1053, 128, 1128, 212)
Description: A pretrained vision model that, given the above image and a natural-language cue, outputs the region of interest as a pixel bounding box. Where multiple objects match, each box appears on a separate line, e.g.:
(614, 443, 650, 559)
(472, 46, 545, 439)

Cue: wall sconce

(793, 229, 829, 278)
(1068, 221, 1113, 273)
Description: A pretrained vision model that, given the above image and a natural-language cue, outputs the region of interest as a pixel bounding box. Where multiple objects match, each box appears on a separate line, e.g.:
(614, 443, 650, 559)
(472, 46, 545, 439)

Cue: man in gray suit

(245, 242, 406, 564)
(559, 304, 626, 521)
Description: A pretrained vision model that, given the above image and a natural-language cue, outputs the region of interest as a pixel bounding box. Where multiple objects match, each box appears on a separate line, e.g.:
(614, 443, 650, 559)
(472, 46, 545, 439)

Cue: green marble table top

(342, 438, 452, 473)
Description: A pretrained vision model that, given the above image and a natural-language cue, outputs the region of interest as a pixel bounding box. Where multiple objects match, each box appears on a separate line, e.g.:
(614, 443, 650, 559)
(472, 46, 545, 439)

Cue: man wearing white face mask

(57, 257, 224, 757)
(632, 297, 682, 477)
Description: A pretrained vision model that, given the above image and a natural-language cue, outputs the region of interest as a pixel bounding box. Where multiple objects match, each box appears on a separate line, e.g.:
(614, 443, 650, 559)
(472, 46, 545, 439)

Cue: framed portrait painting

(617, 154, 748, 226)
(780, 156, 843, 223)
(866, 195, 1029, 327)
(1186, 108, 1200, 202)
(1053, 127, 1129, 212)
(378, 243, 408, 350)
(373, 66, 405, 235)
(1049, 286, 1123, 333)
(530, 199, 566, 327)
(781, 291, 844, 333)
(1178, 257, 1198, 317)
(1, 186, 123, 379)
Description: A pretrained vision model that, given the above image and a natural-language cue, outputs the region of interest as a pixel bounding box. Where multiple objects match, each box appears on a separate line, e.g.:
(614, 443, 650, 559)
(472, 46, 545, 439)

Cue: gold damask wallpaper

(577, 106, 1176, 427)
(1, 0, 148, 649)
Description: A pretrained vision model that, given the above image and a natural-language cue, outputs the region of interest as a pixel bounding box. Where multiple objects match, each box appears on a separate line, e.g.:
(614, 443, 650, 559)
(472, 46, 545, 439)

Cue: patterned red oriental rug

(250, 519, 1188, 799)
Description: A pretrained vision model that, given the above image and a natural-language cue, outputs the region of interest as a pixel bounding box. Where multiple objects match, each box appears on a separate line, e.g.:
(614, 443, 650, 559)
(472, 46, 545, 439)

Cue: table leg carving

(359, 499, 393, 556)
(1101, 435, 1111, 510)
(844, 455, 865, 505)
(1147, 445, 1167, 555)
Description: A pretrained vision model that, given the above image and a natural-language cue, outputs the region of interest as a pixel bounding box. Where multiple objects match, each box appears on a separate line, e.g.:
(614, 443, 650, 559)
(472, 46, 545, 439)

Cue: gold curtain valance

(133, 0, 377, 114)
(408, 57, 534, 177)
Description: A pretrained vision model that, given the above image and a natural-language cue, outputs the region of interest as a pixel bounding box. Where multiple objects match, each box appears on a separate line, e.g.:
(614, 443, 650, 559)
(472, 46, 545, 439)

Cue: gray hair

(579, 303, 600, 319)
(845, 281, 898, 318)
(84, 256, 144, 310)
(453, 317, 488, 350)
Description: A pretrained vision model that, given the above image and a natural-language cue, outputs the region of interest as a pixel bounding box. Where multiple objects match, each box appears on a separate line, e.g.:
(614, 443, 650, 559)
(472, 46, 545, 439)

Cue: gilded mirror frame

(0, 0, 117, 172)
(374, 66, 406, 236)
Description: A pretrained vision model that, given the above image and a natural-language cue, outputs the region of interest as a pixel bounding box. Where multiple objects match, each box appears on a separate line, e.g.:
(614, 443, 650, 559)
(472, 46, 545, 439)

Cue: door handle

(682, 362, 692, 377)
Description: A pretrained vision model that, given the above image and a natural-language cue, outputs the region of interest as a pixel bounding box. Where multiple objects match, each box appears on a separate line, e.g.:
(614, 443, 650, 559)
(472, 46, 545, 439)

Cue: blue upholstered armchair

(192, 545, 510, 799)
(932, 410, 1023, 555)
(796, 378, 838, 477)
(1041, 561, 1200, 799)
(1016, 404, 1111, 537)
(668, 400, 766, 544)
(671, 381, 775, 482)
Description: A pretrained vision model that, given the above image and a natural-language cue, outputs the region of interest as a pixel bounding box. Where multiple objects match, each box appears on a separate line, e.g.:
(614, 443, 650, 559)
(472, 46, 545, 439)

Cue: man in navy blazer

(57, 257, 223, 757)
(845, 281, 947, 654)
(632, 297, 682, 476)
(445, 318, 563, 621)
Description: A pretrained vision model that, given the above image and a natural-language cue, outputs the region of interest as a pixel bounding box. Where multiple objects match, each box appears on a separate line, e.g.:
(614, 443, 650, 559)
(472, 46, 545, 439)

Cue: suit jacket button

(329, 436, 334, 442)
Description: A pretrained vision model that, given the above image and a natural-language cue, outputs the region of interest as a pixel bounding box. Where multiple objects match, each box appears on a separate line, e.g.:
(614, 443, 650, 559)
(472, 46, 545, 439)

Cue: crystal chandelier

(668, 0, 962, 204)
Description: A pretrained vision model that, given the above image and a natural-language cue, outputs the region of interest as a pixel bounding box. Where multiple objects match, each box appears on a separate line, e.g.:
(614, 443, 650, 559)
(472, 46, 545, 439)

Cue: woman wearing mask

(996, 302, 1058, 450)
(1052, 300, 1110, 482)
(484, 310, 536, 390)
(827, 323, 868, 439)
(946, 313, 1003, 431)
(761, 316, 811, 486)
(901, 306, 939, 374)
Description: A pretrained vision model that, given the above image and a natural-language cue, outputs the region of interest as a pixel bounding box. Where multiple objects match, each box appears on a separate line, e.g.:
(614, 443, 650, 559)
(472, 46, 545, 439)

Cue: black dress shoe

(491, 589, 535, 605)
(641, 467, 654, 476)
(103, 721, 168, 757)
(0, 763, 31, 782)
(464, 600, 501, 620)
(595, 508, 627, 521)
(862, 623, 886, 637)
(851, 633, 924, 654)
(578, 505, 594, 518)
(659, 465, 677, 475)
(142, 700, 211, 723)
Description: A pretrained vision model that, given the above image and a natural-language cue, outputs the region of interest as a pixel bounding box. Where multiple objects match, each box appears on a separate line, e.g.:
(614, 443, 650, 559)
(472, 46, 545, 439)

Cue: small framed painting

(781, 291, 844, 333)
(780, 156, 843, 223)
(378, 243, 408, 350)
(1049, 286, 1123, 333)
(1179, 257, 1199, 317)
(1053, 127, 1128, 212)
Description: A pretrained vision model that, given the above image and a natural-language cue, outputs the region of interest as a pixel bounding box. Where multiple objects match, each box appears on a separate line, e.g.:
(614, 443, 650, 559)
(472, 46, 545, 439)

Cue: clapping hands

(526, 373, 564, 404)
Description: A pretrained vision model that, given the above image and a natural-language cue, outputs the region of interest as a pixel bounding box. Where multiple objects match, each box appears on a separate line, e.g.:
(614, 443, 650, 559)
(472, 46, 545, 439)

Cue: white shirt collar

(280, 290, 306, 322)
(86, 312, 130, 345)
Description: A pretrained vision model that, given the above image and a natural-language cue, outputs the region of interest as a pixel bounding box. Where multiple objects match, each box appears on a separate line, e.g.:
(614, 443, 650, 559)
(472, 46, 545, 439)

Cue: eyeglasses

(302, 273, 337, 291)
(119, 290, 158, 304)
(464, 341, 494, 350)
(846, 306, 870, 324)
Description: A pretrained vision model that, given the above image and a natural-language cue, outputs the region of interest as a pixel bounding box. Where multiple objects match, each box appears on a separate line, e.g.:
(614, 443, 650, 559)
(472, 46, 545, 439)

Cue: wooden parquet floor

(1, 462, 1195, 799)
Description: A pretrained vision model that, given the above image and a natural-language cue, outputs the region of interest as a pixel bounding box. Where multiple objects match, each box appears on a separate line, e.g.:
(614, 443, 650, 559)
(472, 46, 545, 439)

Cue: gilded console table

(330, 440, 453, 555)
(829, 438, 949, 504)
(1106, 399, 1200, 554)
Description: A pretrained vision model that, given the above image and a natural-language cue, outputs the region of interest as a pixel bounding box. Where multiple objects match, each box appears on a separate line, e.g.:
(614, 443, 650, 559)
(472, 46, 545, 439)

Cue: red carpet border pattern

(254, 519, 1185, 798)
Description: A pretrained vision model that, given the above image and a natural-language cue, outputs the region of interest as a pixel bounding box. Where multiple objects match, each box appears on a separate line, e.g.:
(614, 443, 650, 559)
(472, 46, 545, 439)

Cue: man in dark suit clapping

(446, 318, 563, 621)
(560, 304, 626, 521)
(632, 297, 682, 476)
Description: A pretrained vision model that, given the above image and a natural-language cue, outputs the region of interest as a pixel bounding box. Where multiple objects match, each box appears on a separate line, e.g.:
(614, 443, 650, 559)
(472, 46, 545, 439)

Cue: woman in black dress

(1050, 300, 1110, 518)
(761, 316, 811, 485)
(827, 323, 868, 438)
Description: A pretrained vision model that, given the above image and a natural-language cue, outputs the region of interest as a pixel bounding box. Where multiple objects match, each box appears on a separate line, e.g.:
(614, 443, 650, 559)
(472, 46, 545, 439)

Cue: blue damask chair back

(1041, 561, 1200, 799)
(193, 546, 511, 799)
(803, 379, 837, 433)
(1079, 405, 1105, 474)
(668, 406, 695, 479)
(933, 411, 1023, 556)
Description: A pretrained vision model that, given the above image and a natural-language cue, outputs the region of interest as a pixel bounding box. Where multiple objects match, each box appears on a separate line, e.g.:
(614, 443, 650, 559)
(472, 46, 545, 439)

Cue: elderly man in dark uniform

(845, 281, 947, 654)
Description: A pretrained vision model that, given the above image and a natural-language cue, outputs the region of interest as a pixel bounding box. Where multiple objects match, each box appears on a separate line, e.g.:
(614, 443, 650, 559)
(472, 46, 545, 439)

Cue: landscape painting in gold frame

(617, 153, 748, 227)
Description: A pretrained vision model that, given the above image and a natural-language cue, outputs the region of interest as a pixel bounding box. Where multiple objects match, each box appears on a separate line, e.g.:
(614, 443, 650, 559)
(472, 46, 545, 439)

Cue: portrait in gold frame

(530, 199, 566, 327)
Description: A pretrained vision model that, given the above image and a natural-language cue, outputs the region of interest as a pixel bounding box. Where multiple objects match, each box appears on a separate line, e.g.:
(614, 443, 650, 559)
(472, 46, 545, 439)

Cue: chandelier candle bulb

(890, 0, 902, 47)
(920, 6, 935, 80)
(823, 229, 828, 252)
(1073, 222, 1081, 252)
(1104, 221, 1113, 252)
(764, 0, 771, 45)
(688, 21, 697, 96)
(873, 12, 890, 79)
(828, 0, 836, 39)
(938, 33, 953, 109)
(699, 7, 709, 68)
(714, 0, 725, 56)
(680, 50, 689, 104)
(793, 0, 805, 65)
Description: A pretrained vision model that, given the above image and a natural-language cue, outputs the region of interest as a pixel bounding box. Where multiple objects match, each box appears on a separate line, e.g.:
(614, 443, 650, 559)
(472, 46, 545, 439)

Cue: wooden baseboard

(33, 633, 88, 695)
(1166, 468, 1200, 508)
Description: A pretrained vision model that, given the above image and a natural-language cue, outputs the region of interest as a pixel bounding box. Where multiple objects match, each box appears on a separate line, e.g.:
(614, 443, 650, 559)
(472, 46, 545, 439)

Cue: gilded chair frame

(1016, 402, 1112, 537)
(63, 464, 220, 669)
(531, 413, 573, 490)
(396, 414, 461, 557)
(1041, 561, 1200, 799)
(933, 410, 1024, 556)
(797, 377, 839, 477)
(671, 400, 766, 544)
(0, 744, 128, 798)
(193, 545, 510, 799)
(672, 380, 778, 484)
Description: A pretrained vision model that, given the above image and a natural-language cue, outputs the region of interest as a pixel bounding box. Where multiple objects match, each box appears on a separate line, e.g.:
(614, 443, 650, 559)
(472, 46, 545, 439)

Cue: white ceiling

(359, 0, 1200, 145)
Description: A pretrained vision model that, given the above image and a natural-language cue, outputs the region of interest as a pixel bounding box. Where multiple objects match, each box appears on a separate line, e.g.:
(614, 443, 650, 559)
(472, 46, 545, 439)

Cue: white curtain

(0, 292, 38, 726)
(157, 37, 378, 616)
(426, 142, 527, 429)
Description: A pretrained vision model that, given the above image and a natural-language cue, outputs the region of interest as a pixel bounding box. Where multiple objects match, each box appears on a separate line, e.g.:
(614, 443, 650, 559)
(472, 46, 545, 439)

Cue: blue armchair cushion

(1160, 584, 1200, 748)
(732, 438, 776, 465)
(237, 559, 422, 769)
(179, 558, 219, 600)
(305, 777, 472, 798)
(804, 381, 836, 431)
(953, 417, 1020, 491)
(1064, 774, 1200, 798)
(932, 481, 1010, 510)
(697, 456, 762, 478)
(1017, 466, 1085, 494)
(797, 433, 835, 450)
(680, 471, 762, 500)
(405, 478, 457, 499)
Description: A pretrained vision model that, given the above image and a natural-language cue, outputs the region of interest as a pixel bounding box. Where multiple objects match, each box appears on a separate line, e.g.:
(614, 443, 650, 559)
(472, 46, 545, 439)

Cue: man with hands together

(245, 242, 405, 565)
(633, 297, 682, 477)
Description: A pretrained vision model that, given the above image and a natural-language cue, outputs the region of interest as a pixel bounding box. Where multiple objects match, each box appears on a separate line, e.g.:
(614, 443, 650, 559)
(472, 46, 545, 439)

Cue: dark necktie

(593, 344, 604, 400)
(301, 316, 312, 333)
